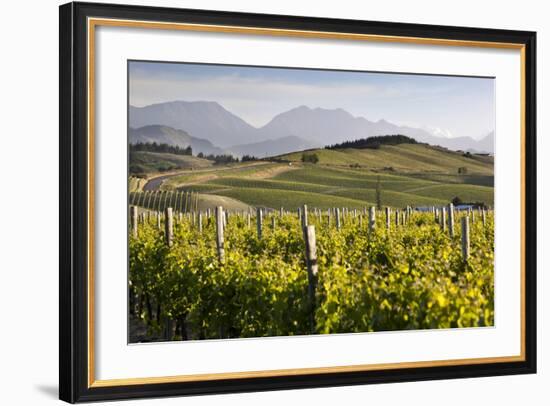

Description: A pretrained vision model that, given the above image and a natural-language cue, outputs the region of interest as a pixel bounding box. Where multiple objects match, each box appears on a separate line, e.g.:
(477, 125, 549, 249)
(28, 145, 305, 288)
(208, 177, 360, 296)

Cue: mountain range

(129, 101, 494, 157)
(129, 125, 223, 155)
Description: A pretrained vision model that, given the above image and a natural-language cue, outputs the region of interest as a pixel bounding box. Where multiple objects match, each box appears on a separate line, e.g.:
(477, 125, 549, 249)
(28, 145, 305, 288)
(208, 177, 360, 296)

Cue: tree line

(326, 134, 418, 150)
(131, 142, 261, 164)
(130, 142, 193, 156)
(196, 152, 259, 164)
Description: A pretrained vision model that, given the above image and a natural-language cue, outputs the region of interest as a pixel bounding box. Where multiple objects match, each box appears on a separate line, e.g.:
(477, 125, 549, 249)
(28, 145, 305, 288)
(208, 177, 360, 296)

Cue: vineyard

(129, 203, 494, 342)
(129, 190, 200, 213)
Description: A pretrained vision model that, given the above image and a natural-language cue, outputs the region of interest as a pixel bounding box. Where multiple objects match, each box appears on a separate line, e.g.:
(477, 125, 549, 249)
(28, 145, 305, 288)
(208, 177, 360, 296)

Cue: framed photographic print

(59, 1, 537, 403)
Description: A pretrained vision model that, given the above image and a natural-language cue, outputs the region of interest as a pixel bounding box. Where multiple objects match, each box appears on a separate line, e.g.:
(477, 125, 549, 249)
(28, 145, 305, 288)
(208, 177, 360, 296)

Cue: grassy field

(130, 151, 213, 175)
(281, 144, 493, 174)
(130, 144, 494, 211)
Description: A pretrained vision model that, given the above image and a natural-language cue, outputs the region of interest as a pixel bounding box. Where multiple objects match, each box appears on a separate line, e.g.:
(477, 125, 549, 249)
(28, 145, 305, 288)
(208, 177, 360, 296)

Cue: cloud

(129, 64, 495, 138)
(422, 126, 455, 139)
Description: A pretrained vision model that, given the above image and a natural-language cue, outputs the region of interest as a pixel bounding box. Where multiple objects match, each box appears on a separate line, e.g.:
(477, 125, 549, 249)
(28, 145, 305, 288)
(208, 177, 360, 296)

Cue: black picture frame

(59, 1, 537, 403)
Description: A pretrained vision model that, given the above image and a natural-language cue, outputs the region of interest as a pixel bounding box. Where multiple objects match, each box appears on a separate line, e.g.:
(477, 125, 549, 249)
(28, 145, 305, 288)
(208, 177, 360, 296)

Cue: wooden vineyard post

(369, 206, 376, 234)
(161, 191, 167, 212)
(182, 192, 188, 213)
(302, 204, 309, 229)
(130, 206, 138, 238)
(165, 207, 173, 247)
(256, 207, 263, 239)
(271, 215, 276, 230)
(142, 191, 149, 210)
(169, 191, 175, 209)
(158, 191, 165, 212)
(336, 208, 341, 230)
(385, 207, 391, 230)
(448, 203, 455, 238)
(341, 207, 346, 224)
(156, 211, 161, 229)
(135, 192, 143, 208)
(216, 206, 225, 263)
(304, 225, 318, 334)
(173, 191, 180, 213)
(150, 191, 157, 211)
(327, 209, 331, 227)
(247, 212, 251, 228)
(157, 191, 164, 212)
(155, 191, 162, 212)
(440, 207, 447, 232)
(141, 191, 147, 209)
(461, 216, 470, 261)
(395, 209, 400, 227)
(482, 208, 487, 228)
(198, 212, 203, 234)
(359, 214, 363, 228)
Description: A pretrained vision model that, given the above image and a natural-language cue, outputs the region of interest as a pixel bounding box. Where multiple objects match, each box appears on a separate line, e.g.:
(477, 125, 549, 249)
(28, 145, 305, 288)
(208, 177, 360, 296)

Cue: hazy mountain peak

(228, 135, 320, 158)
(130, 100, 494, 155)
(128, 124, 222, 156)
(129, 100, 257, 147)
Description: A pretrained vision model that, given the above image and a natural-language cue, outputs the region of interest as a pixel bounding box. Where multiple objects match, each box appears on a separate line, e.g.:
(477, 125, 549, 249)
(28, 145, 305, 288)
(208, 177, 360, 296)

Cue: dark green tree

(452, 196, 463, 206)
(301, 152, 319, 164)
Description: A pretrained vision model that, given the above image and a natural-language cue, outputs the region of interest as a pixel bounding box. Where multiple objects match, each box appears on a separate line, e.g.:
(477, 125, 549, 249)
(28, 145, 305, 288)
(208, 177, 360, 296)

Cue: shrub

(301, 152, 319, 164)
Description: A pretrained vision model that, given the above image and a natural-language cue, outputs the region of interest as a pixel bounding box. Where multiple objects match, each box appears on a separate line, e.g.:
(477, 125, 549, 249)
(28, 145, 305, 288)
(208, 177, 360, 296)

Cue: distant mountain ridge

(129, 101, 494, 155)
(130, 101, 257, 148)
(228, 135, 320, 158)
(128, 125, 223, 155)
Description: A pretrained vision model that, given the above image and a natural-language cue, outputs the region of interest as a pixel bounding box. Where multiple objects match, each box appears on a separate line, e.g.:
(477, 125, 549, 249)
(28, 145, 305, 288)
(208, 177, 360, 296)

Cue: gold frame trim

(87, 17, 527, 388)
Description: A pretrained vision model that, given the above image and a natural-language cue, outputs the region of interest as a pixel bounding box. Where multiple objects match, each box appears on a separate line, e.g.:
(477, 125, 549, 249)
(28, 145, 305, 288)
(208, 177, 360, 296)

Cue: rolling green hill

(279, 144, 493, 174)
(130, 151, 213, 175)
(131, 144, 494, 211)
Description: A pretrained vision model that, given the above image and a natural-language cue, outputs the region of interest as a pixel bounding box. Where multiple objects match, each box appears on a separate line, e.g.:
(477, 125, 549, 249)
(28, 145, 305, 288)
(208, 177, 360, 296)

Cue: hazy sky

(129, 61, 495, 140)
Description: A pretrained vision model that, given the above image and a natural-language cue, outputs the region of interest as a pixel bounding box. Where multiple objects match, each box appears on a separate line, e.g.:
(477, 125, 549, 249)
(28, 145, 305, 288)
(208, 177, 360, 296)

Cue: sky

(129, 60, 495, 140)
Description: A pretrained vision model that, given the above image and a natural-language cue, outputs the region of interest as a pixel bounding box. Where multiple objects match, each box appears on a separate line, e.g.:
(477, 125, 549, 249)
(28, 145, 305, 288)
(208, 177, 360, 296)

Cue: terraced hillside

(139, 144, 493, 211)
